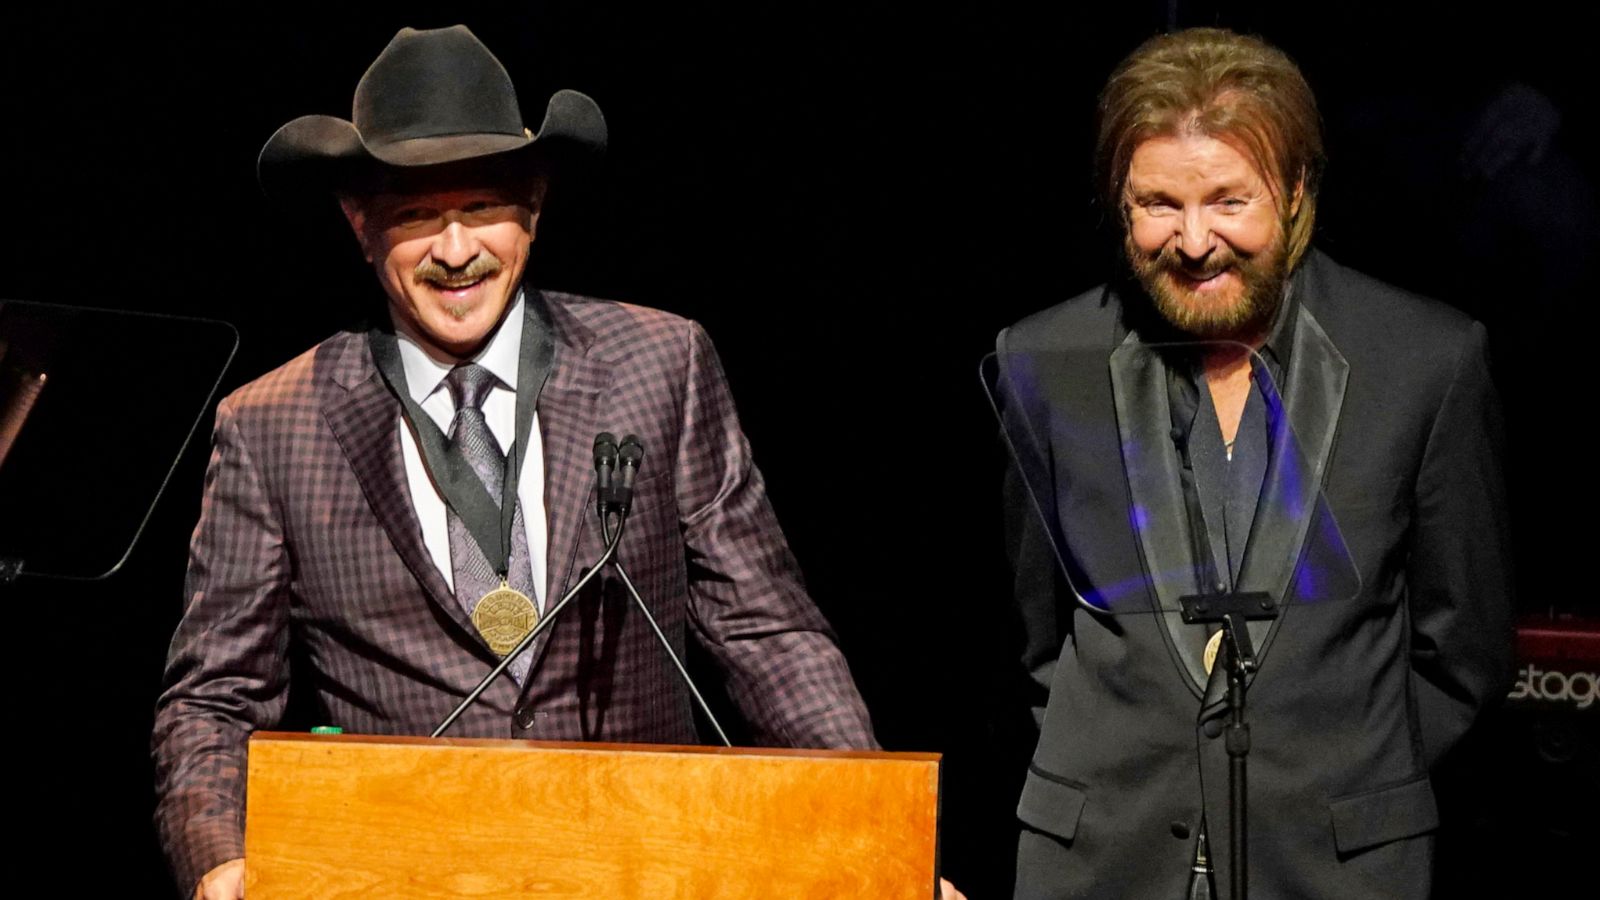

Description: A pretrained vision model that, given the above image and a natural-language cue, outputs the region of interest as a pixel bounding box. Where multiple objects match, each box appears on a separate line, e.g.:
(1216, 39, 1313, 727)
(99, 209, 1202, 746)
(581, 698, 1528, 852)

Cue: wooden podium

(245, 732, 941, 898)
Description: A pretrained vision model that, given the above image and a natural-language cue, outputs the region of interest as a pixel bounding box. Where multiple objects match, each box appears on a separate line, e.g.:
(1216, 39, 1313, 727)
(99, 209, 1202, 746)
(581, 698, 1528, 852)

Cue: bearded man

(994, 28, 1513, 899)
(152, 25, 877, 900)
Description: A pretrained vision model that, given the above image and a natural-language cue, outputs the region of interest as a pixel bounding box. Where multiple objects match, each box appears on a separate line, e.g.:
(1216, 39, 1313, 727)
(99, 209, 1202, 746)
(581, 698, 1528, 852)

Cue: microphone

(437, 430, 730, 746)
(612, 434, 644, 513)
(432, 511, 629, 737)
(432, 430, 627, 738)
(593, 432, 619, 516)
(594, 434, 732, 747)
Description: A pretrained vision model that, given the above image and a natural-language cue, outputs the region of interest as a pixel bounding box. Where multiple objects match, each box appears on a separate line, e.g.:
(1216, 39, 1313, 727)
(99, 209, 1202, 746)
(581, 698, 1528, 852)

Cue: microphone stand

(431, 513, 630, 738)
(1179, 591, 1278, 900)
(434, 431, 732, 747)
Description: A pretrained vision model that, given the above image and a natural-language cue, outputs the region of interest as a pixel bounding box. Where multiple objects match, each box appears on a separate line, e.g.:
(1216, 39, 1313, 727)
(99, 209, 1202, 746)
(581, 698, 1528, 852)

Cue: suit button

(1201, 719, 1224, 739)
(514, 706, 537, 729)
(1171, 821, 1191, 840)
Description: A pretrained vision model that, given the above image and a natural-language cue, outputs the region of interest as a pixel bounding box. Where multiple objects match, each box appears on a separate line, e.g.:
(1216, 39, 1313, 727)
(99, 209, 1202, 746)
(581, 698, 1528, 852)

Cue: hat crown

(258, 24, 605, 197)
(352, 25, 525, 146)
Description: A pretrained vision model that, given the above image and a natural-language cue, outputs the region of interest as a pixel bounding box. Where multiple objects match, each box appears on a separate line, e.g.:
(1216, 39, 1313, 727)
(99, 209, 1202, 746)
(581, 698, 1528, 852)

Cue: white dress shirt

(395, 292, 549, 610)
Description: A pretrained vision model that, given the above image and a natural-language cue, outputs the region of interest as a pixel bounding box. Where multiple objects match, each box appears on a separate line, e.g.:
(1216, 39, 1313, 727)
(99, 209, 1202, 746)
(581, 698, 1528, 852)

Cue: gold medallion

(1203, 630, 1223, 676)
(471, 582, 538, 657)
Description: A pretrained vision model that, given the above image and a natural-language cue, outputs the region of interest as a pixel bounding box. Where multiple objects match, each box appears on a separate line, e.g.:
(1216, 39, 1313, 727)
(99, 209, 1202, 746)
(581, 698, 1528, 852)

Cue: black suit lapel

(1109, 334, 1211, 695)
(1200, 303, 1355, 710)
(1240, 304, 1350, 605)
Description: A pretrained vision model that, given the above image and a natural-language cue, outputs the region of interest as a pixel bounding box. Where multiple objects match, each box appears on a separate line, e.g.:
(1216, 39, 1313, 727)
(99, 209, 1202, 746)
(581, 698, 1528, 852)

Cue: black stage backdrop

(3, 3, 1594, 897)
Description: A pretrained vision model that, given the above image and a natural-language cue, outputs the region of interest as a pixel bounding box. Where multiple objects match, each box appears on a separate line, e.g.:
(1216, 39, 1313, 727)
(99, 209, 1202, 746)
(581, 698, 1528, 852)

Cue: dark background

(2, 3, 1594, 897)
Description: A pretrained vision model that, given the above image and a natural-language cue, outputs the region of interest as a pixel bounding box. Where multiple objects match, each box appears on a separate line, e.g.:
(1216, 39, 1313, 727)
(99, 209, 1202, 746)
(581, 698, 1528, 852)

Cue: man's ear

(336, 194, 374, 262)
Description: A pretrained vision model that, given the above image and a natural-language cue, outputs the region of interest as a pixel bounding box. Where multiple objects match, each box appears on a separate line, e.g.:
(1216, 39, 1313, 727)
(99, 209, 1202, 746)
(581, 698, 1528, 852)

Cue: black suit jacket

(996, 251, 1514, 899)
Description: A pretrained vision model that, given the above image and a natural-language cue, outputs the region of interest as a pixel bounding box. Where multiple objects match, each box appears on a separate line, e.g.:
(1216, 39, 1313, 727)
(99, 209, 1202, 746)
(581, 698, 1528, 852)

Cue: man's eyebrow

(1127, 188, 1174, 203)
(1204, 184, 1249, 200)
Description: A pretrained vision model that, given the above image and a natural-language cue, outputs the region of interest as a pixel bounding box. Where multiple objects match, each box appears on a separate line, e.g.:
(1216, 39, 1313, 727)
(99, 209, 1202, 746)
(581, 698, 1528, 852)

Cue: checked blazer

(152, 289, 876, 894)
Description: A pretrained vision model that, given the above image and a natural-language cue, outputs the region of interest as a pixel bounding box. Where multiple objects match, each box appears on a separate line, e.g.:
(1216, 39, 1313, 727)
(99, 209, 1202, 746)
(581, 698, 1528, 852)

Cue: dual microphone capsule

(593, 432, 643, 516)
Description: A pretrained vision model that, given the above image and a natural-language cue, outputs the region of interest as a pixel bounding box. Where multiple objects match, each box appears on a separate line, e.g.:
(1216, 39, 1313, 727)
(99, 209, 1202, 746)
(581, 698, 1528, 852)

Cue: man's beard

(1124, 230, 1289, 341)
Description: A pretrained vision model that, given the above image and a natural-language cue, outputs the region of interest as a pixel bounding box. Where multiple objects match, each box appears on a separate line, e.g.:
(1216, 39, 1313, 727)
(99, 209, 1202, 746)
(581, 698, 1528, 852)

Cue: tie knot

(445, 363, 498, 412)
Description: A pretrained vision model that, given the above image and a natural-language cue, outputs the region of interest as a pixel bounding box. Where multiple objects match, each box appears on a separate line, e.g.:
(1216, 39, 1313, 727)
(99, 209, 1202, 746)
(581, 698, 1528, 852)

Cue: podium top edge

(250, 731, 941, 762)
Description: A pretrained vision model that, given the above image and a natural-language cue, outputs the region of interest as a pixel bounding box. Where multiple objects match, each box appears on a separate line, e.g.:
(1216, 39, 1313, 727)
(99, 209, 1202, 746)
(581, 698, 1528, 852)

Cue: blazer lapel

(522, 303, 614, 678)
(1109, 334, 1211, 695)
(319, 335, 487, 650)
(1200, 303, 1354, 710)
(1241, 305, 1350, 602)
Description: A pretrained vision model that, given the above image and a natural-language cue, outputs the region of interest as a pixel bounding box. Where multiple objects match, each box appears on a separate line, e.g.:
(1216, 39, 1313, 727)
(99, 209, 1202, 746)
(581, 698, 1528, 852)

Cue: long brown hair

(1097, 28, 1325, 270)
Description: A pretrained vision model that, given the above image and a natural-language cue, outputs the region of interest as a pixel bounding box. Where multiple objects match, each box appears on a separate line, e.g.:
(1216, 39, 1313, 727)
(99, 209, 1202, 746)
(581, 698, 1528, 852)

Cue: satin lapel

(319, 337, 482, 645)
(524, 342, 613, 675)
(1201, 305, 1350, 710)
(1109, 334, 1210, 695)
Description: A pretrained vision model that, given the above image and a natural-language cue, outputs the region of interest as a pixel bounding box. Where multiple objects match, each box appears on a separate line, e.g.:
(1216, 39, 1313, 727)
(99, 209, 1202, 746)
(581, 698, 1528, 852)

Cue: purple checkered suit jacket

(152, 290, 876, 893)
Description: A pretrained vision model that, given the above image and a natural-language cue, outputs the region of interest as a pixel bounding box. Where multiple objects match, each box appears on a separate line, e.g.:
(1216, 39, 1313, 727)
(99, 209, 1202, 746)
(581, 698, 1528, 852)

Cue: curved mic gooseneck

(431, 501, 630, 738)
(433, 432, 733, 746)
(600, 434, 733, 747)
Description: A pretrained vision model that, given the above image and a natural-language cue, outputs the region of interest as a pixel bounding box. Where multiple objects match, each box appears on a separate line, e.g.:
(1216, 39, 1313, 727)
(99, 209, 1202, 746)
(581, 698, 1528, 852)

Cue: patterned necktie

(444, 363, 536, 683)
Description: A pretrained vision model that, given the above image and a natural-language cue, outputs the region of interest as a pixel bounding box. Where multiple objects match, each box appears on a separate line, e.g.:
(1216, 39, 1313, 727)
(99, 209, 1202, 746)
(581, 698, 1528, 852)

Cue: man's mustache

(1148, 244, 1242, 281)
(414, 253, 504, 288)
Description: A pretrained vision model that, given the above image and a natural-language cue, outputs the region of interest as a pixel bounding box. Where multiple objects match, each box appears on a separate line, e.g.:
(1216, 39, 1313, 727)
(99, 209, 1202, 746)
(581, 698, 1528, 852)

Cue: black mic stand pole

(1179, 592, 1277, 900)
(597, 433, 731, 746)
(600, 512, 732, 747)
(1222, 611, 1253, 900)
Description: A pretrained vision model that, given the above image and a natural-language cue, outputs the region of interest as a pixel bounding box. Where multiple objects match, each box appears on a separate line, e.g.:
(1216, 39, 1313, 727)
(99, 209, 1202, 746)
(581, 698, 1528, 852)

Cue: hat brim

(258, 88, 607, 200)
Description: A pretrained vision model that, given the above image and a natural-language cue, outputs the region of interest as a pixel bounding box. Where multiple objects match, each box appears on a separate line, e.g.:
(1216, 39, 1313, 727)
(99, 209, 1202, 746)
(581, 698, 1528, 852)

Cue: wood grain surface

(244, 733, 941, 899)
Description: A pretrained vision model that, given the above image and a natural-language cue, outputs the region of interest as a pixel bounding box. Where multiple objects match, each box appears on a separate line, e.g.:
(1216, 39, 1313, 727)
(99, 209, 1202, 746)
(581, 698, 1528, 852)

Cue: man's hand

(195, 858, 244, 900)
(939, 877, 968, 900)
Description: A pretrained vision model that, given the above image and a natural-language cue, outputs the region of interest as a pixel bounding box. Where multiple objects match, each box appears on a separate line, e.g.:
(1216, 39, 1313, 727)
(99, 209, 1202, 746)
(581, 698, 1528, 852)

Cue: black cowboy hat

(258, 24, 606, 197)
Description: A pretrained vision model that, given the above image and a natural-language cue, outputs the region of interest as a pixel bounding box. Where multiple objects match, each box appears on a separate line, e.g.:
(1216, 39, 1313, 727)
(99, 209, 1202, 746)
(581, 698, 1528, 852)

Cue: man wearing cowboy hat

(152, 25, 876, 899)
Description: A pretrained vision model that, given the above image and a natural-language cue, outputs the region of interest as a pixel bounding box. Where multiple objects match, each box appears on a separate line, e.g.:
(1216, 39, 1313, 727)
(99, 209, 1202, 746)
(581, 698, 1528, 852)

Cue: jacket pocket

(625, 469, 671, 514)
(1328, 775, 1439, 854)
(1016, 764, 1088, 842)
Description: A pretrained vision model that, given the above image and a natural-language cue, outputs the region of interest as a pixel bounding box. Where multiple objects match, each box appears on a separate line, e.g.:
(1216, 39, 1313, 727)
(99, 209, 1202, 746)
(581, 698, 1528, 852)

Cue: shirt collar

(394, 289, 525, 404)
(1256, 276, 1299, 385)
(1164, 271, 1301, 447)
